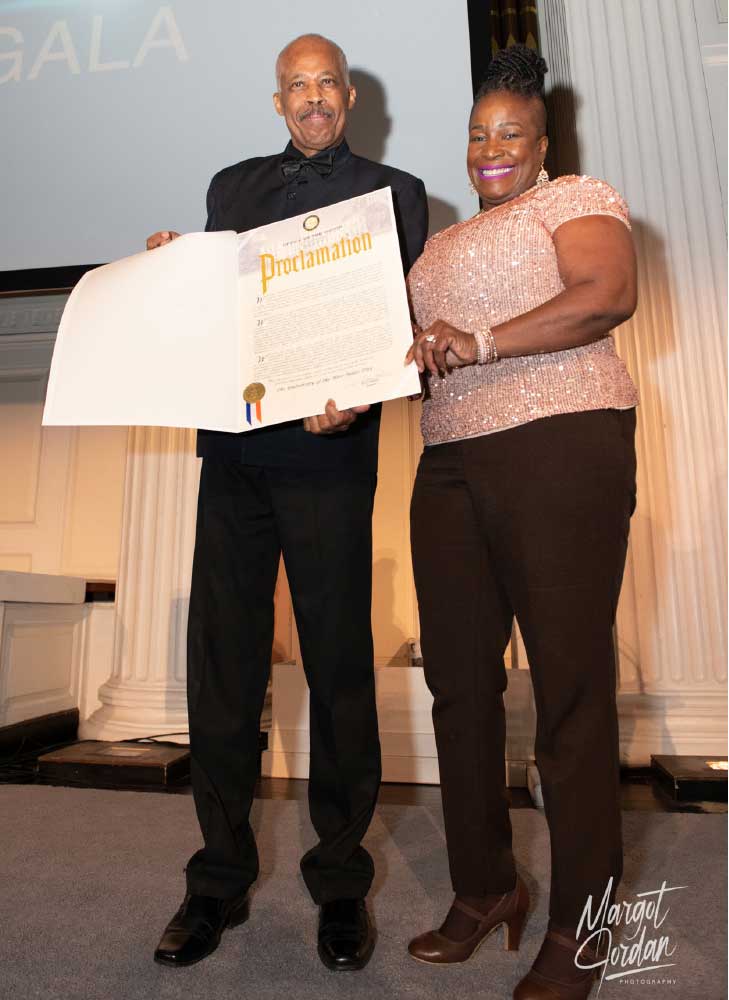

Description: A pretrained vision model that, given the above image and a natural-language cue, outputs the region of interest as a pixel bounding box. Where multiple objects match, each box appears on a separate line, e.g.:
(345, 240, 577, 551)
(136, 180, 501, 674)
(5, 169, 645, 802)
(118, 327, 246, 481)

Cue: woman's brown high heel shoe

(407, 875, 529, 964)
(512, 928, 604, 999)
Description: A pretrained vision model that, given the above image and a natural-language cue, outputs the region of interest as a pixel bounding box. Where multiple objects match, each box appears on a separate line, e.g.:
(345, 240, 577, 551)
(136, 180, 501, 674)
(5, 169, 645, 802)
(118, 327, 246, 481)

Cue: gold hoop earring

(536, 164, 549, 186)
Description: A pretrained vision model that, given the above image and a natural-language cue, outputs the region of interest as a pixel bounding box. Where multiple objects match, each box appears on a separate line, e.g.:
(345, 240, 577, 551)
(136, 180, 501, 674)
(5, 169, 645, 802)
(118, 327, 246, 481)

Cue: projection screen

(1, 0, 476, 282)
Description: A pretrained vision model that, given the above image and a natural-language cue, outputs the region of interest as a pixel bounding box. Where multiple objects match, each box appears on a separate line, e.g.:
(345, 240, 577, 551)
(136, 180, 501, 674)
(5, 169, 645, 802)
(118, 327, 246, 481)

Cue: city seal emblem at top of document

(303, 215, 320, 232)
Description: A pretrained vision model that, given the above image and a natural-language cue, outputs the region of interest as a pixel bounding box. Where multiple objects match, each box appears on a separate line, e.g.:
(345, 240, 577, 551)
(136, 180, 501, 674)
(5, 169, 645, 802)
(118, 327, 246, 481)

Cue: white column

(539, 0, 727, 762)
(80, 427, 200, 741)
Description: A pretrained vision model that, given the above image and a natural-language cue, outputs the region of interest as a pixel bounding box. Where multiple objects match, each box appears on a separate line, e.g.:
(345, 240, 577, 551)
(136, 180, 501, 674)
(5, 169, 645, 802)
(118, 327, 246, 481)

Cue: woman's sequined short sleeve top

(406, 175, 639, 446)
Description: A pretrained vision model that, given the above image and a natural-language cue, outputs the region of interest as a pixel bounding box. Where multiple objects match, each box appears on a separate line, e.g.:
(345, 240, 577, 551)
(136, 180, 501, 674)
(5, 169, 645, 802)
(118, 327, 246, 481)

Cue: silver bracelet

(474, 328, 498, 365)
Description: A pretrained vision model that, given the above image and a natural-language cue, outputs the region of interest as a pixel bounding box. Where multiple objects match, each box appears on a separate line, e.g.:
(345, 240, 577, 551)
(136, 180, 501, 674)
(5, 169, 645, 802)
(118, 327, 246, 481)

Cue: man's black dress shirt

(196, 139, 429, 471)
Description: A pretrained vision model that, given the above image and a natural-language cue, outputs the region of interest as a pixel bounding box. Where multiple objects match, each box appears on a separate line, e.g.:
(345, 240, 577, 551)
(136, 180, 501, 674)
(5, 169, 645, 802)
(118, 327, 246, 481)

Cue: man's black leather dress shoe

(317, 898, 375, 971)
(154, 892, 249, 967)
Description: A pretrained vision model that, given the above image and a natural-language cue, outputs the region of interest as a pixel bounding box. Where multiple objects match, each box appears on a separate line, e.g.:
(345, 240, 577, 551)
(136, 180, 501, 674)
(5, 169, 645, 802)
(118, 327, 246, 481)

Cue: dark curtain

(489, 1, 540, 55)
(467, 0, 541, 96)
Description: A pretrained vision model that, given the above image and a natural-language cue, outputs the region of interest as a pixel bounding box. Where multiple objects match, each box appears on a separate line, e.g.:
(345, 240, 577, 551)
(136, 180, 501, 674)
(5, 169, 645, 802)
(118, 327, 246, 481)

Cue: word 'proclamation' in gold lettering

(260, 232, 373, 294)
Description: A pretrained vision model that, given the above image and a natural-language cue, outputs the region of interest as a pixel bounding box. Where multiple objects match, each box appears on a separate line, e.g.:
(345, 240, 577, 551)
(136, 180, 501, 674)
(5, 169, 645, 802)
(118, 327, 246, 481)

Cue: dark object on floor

(651, 754, 728, 802)
(318, 899, 375, 971)
(0, 709, 78, 757)
(84, 580, 116, 602)
(154, 892, 249, 967)
(0, 710, 79, 784)
(36, 740, 190, 791)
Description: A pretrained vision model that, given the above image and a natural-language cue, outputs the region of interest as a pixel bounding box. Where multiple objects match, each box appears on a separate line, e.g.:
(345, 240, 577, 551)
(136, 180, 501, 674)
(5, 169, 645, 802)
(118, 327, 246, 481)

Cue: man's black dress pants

(184, 458, 381, 904)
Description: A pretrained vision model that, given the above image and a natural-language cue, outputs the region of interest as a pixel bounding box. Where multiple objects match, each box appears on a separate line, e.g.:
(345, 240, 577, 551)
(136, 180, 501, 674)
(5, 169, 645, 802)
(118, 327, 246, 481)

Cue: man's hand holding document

(42, 187, 421, 432)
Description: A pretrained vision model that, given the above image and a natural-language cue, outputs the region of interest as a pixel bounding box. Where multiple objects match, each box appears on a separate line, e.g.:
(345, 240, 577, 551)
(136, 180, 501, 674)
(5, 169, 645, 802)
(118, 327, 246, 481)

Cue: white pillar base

(79, 682, 189, 742)
(78, 427, 199, 745)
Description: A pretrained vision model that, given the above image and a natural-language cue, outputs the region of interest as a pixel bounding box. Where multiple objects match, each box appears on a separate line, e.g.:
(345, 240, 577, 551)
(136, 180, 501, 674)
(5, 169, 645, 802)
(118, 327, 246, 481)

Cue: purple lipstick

(478, 165, 515, 180)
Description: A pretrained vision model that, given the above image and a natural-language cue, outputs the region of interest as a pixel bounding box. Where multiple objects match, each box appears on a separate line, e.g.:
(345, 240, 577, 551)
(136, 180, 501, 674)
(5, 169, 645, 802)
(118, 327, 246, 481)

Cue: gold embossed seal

(243, 383, 266, 404)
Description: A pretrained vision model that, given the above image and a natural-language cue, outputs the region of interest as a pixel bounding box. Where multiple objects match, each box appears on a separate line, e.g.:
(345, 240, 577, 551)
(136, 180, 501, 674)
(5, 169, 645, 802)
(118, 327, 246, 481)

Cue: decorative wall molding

(0, 369, 47, 525)
(0, 295, 126, 582)
(0, 571, 87, 729)
(0, 328, 71, 575)
(58, 425, 127, 581)
(0, 295, 68, 337)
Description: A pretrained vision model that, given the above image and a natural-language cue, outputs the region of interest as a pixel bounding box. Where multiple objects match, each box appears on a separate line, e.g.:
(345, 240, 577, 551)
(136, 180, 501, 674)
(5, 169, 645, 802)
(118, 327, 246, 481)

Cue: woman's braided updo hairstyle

(475, 43, 547, 100)
(473, 44, 548, 132)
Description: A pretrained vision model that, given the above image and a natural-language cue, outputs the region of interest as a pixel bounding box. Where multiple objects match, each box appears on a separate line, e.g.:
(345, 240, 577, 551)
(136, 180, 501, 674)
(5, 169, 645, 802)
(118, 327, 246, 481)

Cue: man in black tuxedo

(148, 33, 428, 971)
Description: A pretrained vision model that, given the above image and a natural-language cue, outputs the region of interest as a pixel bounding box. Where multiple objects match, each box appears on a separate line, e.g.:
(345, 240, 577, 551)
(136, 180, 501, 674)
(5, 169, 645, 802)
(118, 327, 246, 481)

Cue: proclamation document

(43, 188, 421, 432)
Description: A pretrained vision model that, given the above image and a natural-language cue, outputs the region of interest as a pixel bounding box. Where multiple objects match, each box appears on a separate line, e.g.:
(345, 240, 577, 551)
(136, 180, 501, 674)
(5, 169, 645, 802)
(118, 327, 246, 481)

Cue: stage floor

(0, 783, 725, 1000)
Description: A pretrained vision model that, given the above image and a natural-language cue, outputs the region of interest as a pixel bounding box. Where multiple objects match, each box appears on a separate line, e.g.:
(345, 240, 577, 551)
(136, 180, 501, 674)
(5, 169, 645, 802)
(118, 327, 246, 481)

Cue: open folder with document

(43, 187, 421, 432)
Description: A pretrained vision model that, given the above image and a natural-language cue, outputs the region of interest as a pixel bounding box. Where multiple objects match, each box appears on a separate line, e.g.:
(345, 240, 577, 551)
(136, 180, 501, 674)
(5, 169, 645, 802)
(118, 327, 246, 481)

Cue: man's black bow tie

(281, 150, 335, 179)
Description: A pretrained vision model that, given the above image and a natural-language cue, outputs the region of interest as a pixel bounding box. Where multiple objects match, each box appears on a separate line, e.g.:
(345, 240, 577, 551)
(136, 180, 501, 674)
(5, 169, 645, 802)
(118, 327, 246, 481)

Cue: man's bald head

(273, 33, 356, 158)
(275, 34, 350, 89)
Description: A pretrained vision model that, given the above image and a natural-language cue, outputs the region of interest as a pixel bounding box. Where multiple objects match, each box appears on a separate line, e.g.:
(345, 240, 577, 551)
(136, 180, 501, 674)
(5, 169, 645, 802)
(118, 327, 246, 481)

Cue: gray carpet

(0, 786, 725, 1000)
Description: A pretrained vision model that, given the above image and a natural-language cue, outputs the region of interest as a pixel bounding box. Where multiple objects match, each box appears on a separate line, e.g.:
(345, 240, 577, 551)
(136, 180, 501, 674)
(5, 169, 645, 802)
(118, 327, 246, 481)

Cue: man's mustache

(297, 106, 335, 122)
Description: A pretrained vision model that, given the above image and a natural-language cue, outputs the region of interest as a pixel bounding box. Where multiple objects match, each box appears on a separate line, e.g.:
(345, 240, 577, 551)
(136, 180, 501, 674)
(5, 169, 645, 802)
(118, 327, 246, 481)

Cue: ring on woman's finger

(424, 334, 437, 343)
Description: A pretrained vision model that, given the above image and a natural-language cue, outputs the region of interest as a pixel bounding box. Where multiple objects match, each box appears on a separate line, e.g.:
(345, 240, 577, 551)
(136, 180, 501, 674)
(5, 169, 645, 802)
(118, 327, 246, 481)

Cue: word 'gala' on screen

(0, 5, 188, 84)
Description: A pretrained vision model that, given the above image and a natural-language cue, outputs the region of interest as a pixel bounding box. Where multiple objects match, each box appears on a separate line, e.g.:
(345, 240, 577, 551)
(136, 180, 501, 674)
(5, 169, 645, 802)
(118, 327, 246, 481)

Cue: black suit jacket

(196, 139, 428, 471)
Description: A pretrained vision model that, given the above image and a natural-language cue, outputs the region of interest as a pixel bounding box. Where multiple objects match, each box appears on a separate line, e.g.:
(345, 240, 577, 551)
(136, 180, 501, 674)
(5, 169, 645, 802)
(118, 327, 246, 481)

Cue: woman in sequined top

(404, 47, 638, 1000)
